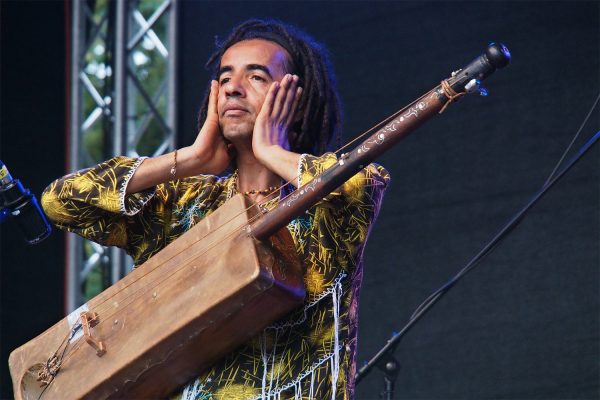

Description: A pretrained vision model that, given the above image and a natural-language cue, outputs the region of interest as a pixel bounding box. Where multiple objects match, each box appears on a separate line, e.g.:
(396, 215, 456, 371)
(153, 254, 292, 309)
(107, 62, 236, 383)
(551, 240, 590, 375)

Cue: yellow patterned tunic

(41, 153, 389, 399)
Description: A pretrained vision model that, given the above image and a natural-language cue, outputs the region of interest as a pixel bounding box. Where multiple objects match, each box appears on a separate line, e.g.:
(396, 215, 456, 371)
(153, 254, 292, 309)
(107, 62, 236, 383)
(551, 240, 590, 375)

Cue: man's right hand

(126, 81, 232, 194)
(189, 80, 233, 175)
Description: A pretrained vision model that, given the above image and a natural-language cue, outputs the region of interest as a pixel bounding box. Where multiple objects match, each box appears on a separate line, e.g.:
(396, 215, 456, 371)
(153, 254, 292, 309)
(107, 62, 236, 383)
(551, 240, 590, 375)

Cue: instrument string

(67, 84, 440, 324)
(54, 82, 447, 372)
(58, 194, 277, 366)
(36, 326, 79, 399)
(56, 85, 444, 368)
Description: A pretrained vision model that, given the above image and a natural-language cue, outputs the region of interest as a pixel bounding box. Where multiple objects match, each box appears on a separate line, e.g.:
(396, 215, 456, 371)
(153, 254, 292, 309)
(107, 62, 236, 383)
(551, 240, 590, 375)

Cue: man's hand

(252, 74, 303, 185)
(189, 80, 233, 175)
(126, 81, 233, 194)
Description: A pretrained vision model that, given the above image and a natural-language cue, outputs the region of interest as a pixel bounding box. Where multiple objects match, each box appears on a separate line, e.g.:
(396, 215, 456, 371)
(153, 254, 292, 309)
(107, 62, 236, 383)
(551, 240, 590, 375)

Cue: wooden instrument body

(9, 43, 510, 399)
(9, 194, 305, 399)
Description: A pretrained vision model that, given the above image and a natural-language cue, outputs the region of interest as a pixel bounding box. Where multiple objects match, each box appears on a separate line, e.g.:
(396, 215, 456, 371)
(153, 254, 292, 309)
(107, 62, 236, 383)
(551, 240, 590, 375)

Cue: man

(42, 19, 389, 399)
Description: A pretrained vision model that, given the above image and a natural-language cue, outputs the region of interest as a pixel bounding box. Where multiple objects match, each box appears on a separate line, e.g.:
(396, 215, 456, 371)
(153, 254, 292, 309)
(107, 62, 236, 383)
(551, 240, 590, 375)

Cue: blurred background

(1, 1, 598, 399)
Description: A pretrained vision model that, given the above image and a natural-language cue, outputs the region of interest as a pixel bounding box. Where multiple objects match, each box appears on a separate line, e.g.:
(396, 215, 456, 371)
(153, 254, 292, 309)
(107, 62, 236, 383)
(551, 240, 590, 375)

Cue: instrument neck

(250, 87, 446, 241)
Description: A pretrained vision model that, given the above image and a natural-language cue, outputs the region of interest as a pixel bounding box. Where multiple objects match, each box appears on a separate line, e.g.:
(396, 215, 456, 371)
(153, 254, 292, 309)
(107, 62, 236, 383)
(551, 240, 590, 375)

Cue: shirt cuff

(120, 157, 156, 216)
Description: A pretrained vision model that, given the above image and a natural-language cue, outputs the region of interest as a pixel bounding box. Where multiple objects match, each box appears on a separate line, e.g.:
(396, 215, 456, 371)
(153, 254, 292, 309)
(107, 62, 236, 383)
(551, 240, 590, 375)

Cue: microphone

(0, 160, 51, 244)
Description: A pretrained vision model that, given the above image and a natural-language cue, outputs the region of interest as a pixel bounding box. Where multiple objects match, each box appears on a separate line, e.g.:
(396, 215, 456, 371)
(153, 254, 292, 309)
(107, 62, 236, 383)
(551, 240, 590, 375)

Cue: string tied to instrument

(37, 355, 61, 386)
(439, 79, 467, 114)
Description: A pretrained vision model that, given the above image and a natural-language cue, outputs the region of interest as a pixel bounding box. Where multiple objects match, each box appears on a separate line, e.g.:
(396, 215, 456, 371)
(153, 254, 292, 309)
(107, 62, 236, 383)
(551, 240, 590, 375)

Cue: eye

(219, 77, 230, 85)
(251, 75, 266, 82)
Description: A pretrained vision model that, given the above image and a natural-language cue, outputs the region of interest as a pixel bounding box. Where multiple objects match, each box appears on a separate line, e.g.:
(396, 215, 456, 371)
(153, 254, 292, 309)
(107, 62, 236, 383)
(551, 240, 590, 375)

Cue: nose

(223, 74, 245, 98)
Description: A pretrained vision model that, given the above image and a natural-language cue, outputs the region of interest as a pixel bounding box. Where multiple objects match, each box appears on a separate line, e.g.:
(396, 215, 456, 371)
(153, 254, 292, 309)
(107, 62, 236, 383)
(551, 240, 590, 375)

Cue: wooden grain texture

(9, 194, 305, 399)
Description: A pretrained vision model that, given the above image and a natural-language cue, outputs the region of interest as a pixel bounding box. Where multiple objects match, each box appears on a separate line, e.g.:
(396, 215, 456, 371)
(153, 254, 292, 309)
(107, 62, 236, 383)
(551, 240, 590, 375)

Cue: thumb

(207, 80, 219, 119)
(200, 81, 220, 137)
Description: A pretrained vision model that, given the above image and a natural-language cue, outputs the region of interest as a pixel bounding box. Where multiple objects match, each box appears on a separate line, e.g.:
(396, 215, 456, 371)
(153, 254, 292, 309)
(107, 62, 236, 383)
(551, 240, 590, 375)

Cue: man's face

(217, 39, 290, 142)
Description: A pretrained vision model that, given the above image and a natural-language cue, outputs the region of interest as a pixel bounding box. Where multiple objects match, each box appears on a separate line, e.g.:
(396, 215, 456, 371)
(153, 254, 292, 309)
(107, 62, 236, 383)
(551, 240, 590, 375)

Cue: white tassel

(269, 329, 278, 397)
(181, 382, 191, 400)
(268, 273, 346, 331)
(181, 378, 201, 400)
(250, 273, 346, 400)
(260, 328, 281, 400)
(330, 279, 342, 399)
(274, 328, 283, 394)
(309, 369, 315, 400)
(261, 332, 268, 400)
(249, 345, 341, 400)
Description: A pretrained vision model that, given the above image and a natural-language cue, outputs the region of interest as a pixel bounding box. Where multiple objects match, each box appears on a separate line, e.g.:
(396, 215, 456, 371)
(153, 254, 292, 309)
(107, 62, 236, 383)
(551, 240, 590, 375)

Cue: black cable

(410, 92, 600, 322)
(357, 128, 600, 385)
(543, 92, 600, 187)
(356, 90, 600, 385)
(410, 127, 600, 324)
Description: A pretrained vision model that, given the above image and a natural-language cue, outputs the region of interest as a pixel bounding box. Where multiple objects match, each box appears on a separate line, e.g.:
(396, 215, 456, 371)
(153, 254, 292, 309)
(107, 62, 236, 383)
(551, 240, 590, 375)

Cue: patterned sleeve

(297, 152, 390, 255)
(42, 156, 226, 264)
(40, 157, 156, 250)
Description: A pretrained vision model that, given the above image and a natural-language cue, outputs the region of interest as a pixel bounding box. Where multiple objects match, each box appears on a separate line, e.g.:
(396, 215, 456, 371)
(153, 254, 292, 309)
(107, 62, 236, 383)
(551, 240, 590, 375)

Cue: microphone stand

(355, 129, 600, 399)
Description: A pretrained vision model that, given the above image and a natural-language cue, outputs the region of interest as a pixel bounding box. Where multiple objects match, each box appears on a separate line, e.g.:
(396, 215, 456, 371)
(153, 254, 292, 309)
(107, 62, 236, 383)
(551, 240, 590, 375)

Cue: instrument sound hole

(20, 363, 47, 400)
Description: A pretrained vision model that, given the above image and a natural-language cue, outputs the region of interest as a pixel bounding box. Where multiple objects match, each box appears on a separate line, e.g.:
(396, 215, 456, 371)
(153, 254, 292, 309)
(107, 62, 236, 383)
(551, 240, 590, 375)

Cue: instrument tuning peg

(465, 79, 488, 96)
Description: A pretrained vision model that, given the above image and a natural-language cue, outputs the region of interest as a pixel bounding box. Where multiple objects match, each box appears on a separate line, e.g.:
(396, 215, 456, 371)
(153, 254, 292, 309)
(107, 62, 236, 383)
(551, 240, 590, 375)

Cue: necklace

(240, 187, 280, 196)
(232, 170, 280, 196)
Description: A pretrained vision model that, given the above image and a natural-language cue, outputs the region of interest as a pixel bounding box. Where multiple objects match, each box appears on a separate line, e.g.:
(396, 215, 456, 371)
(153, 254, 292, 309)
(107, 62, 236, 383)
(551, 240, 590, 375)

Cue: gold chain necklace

(232, 170, 280, 196)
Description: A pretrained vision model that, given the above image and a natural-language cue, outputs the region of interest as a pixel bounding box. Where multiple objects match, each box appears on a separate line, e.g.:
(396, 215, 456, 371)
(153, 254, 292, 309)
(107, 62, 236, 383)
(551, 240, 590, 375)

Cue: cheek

(252, 88, 268, 111)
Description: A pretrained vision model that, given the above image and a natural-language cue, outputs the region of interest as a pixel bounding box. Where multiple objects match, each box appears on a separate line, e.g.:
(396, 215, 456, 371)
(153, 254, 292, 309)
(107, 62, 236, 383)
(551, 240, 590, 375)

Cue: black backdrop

(1, 1, 598, 399)
(1, 1, 66, 399)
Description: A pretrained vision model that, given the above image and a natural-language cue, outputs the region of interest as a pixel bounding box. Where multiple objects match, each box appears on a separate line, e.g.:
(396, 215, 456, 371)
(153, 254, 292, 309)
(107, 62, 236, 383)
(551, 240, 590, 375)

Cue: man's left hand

(252, 74, 302, 164)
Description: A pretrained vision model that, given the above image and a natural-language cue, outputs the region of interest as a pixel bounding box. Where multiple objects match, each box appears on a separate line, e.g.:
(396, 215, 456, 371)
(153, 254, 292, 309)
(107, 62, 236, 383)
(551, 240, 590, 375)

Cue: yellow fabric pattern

(41, 153, 390, 399)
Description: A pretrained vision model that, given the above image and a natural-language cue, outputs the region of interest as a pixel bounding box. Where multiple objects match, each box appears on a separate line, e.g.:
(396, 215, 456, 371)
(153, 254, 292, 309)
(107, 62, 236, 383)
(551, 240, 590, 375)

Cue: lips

(223, 103, 249, 116)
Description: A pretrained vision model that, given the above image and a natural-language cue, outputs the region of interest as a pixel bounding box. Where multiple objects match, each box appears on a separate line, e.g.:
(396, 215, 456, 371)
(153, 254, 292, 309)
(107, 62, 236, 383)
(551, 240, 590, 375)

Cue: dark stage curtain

(1, 1, 597, 399)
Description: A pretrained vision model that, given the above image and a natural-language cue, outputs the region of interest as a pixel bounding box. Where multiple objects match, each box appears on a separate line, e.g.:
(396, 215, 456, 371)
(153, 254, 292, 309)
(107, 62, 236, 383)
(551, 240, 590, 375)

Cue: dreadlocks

(197, 19, 342, 156)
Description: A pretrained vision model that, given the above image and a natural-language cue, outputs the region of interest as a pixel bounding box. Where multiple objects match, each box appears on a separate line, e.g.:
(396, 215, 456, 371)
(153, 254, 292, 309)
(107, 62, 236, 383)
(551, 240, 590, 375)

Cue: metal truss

(68, 0, 178, 312)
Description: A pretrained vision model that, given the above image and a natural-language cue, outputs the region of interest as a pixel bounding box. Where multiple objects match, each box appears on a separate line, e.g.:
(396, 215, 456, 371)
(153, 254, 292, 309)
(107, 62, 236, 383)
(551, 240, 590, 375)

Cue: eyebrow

(217, 64, 273, 80)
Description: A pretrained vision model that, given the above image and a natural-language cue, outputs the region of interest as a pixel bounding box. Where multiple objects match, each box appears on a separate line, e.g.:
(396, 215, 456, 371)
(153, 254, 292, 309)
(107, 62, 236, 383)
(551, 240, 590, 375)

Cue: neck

(235, 146, 281, 200)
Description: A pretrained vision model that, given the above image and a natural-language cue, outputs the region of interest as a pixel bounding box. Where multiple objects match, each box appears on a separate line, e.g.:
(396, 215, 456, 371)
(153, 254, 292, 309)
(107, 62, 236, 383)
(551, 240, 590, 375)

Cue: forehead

(220, 39, 290, 74)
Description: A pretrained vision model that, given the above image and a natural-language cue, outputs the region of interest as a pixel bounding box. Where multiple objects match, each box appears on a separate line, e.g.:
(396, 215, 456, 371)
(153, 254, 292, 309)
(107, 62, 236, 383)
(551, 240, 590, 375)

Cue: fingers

(198, 80, 221, 138)
(260, 80, 281, 119)
(285, 86, 303, 127)
(254, 74, 301, 152)
(272, 74, 299, 121)
(207, 80, 218, 117)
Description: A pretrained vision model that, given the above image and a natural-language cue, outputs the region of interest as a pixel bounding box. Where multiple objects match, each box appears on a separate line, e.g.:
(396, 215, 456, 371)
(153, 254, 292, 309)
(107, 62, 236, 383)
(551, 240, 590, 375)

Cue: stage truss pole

(67, 0, 178, 311)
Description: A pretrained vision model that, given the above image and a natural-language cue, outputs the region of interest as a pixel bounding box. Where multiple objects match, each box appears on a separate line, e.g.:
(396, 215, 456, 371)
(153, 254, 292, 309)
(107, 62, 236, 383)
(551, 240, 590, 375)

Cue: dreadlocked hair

(197, 19, 342, 156)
